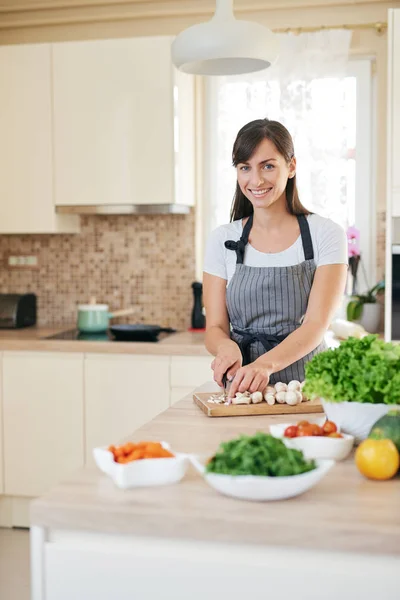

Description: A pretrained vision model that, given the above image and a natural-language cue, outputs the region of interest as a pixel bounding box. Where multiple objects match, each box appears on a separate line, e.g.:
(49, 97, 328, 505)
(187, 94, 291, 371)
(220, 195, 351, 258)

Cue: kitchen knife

(222, 371, 228, 400)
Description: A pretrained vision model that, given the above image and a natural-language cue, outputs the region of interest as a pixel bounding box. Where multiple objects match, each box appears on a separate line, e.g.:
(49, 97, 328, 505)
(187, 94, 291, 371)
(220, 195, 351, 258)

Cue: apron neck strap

(224, 214, 253, 264)
(297, 214, 314, 260)
(224, 212, 314, 263)
(241, 214, 253, 245)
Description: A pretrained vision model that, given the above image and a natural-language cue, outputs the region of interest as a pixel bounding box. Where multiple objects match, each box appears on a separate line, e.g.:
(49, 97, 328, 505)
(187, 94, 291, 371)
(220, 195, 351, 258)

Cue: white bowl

(321, 400, 392, 443)
(93, 442, 189, 490)
(190, 455, 334, 502)
(269, 423, 354, 461)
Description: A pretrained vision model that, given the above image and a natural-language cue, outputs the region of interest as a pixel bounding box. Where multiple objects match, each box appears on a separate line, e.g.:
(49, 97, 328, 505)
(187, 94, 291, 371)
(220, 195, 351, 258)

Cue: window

(202, 58, 375, 287)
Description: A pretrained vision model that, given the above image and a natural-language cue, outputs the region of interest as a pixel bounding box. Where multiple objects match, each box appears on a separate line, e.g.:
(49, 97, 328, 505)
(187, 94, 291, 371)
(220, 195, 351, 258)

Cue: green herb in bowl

(205, 432, 316, 477)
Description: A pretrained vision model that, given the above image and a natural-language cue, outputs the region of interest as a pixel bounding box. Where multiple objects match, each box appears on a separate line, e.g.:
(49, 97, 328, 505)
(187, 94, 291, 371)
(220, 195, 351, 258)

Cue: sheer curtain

(205, 29, 353, 235)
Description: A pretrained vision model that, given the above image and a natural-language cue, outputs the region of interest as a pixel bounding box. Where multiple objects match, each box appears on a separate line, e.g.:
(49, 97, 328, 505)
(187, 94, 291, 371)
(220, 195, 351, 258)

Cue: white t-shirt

(203, 213, 348, 284)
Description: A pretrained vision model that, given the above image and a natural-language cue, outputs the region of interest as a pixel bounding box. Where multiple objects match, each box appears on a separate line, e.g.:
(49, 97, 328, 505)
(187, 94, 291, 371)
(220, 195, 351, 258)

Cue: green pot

(77, 305, 134, 333)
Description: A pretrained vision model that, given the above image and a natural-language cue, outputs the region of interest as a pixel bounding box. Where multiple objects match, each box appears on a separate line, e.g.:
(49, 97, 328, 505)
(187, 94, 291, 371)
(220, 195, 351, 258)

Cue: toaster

(0, 293, 37, 328)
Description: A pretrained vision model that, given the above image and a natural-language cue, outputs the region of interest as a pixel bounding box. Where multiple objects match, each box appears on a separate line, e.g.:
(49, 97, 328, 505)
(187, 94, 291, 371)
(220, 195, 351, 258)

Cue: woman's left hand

(228, 364, 271, 399)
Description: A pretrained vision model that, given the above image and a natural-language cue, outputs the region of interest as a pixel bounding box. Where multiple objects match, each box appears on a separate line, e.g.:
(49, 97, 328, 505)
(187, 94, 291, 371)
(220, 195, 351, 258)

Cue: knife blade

(222, 371, 228, 400)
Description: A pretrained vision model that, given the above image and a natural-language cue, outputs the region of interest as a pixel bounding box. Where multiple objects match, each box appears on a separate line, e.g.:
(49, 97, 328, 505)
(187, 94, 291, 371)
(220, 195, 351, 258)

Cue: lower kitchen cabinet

(169, 356, 213, 405)
(0, 353, 3, 494)
(2, 352, 84, 497)
(84, 354, 170, 464)
(170, 386, 198, 406)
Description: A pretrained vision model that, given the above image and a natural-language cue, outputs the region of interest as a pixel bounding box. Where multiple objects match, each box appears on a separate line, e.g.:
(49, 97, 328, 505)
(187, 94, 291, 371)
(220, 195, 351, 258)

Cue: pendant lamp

(171, 0, 279, 76)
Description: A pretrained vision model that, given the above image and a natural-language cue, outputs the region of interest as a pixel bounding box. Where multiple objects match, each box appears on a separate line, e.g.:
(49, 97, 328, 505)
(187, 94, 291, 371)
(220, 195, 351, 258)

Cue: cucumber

(369, 410, 400, 453)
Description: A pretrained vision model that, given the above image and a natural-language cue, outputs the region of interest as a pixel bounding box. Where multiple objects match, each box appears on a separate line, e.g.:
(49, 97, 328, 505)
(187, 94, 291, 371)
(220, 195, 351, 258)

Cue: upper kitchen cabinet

(389, 9, 400, 216)
(0, 44, 79, 234)
(52, 36, 195, 210)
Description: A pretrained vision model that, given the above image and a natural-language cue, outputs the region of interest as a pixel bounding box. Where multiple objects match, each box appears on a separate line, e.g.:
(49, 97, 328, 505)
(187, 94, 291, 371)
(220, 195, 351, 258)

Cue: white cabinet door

(170, 386, 196, 406)
(170, 356, 213, 388)
(170, 356, 214, 405)
(85, 355, 170, 463)
(2, 352, 84, 497)
(52, 37, 194, 208)
(389, 9, 400, 215)
(0, 44, 79, 234)
(0, 352, 3, 494)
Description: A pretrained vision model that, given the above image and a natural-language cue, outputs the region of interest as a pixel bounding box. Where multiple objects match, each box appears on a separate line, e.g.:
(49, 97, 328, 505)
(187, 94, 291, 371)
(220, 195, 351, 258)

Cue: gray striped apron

(225, 214, 327, 384)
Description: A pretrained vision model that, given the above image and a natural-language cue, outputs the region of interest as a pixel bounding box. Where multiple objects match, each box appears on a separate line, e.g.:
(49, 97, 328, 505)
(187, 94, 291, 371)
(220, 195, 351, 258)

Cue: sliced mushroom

(232, 393, 252, 405)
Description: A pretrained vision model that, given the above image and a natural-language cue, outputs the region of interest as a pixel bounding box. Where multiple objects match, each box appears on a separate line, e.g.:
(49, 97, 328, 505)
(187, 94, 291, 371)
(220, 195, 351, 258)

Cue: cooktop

(45, 329, 171, 342)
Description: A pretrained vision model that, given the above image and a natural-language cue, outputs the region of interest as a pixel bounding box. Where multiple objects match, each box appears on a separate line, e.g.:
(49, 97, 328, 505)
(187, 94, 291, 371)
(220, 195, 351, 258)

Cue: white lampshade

(171, 0, 279, 76)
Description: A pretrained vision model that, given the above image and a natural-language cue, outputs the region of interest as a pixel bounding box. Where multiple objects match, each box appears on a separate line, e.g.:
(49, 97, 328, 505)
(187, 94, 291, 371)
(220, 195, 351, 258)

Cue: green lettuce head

(303, 335, 400, 404)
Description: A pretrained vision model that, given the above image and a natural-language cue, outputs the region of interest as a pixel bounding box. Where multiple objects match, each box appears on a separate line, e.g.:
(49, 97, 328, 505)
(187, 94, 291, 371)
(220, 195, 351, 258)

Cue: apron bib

(225, 213, 326, 384)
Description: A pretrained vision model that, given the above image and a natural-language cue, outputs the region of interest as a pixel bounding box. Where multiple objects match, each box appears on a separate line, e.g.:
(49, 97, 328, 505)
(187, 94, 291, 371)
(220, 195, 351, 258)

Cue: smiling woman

(203, 118, 348, 397)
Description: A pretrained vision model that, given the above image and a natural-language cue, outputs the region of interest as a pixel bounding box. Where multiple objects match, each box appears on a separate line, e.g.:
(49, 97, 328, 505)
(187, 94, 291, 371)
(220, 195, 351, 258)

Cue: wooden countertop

(31, 383, 400, 557)
(0, 327, 210, 356)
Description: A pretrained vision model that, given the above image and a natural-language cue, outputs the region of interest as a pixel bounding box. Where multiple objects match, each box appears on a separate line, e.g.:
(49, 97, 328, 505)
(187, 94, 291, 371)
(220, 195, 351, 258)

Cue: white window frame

(198, 58, 376, 290)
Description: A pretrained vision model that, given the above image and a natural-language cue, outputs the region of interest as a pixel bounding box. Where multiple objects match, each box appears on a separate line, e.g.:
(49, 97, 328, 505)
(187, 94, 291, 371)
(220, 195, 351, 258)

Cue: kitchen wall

(0, 0, 397, 315)
(0, 211, 196, 329)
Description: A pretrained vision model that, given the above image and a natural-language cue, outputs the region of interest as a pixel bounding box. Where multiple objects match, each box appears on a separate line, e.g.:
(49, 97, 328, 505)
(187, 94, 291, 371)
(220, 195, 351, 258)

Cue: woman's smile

(248, 187, 273, 199)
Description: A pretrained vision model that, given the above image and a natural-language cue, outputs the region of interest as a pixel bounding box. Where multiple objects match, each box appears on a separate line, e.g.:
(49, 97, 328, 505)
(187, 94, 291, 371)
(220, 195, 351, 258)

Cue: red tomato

(297, 420, 310, 428)
(284, 425, 298, 438)
(327, 432, 343, 438)
(310, 424, 323, 436)
(323, 421, 338, 435)
(296, 425, 314, 437)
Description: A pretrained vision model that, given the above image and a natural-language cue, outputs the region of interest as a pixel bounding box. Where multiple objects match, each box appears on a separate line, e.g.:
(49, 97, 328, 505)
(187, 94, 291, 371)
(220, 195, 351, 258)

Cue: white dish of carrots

(93, 440, 189, 489)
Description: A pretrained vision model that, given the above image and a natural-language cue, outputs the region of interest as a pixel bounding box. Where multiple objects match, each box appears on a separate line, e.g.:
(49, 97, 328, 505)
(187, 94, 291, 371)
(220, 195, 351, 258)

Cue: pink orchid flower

(346, 225, 360, 258)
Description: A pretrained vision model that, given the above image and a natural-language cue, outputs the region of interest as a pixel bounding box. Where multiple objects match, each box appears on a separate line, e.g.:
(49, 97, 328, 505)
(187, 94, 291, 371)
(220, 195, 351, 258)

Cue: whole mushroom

(275, 382, 288, 393)
(250, 391, 263, 404)
(275, 391, 287, 404)
(265, 393, 276, 406)
(287, 380, 301, 392)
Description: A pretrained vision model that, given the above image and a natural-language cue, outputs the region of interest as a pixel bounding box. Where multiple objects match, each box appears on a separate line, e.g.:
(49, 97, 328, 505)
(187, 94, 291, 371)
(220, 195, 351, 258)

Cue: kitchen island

(30, 383, 400, 600)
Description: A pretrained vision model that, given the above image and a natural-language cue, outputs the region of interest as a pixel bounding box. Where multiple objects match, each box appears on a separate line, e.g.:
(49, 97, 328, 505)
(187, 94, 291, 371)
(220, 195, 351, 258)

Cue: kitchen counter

(0, 326, 210, 356)
(30, 384, 400, 556)
(0, 326, 342, 356)
(29, 382, 400, 600)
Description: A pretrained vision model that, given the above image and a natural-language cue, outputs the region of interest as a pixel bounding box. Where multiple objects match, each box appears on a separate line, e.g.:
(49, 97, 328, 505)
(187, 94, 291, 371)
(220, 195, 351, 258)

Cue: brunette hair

(230, 118, 310, 221)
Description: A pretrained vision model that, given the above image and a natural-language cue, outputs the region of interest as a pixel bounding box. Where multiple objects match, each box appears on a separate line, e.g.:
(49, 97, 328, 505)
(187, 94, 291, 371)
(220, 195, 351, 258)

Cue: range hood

(56, 204, 190, 215)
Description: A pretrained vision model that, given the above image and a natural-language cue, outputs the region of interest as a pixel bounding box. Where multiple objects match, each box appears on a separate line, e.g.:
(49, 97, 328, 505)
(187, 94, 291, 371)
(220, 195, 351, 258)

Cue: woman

(203, 118, 348, 399)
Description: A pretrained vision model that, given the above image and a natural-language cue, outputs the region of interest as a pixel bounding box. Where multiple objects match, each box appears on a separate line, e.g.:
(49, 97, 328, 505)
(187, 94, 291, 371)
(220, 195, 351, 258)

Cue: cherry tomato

(284, 425, 298, 438)
(297, 420, 310, 428)
(296, 425, 314, 437)
(323, 420, 338, 435)
(327, 432, 343, 438)
(310, 424, 323, 436)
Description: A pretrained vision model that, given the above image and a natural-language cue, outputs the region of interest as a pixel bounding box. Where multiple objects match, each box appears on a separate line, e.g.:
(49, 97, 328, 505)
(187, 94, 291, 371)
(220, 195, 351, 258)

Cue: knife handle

(222, 372, 228, 388)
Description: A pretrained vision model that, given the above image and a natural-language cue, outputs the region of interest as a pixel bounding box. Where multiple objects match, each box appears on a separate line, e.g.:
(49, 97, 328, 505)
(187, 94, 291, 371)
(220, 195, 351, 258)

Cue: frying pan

(110, 324, 176, 342)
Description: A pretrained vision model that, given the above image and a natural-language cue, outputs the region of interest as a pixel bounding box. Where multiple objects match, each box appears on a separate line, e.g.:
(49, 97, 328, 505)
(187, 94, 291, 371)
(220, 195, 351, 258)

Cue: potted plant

(346, 280, 385, 333)
(303, 335, 400, 442)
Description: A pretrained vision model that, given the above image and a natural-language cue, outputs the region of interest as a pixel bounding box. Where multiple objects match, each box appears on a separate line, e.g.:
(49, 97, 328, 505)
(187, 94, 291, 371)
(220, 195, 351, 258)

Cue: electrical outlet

(6, 255, 39, 269)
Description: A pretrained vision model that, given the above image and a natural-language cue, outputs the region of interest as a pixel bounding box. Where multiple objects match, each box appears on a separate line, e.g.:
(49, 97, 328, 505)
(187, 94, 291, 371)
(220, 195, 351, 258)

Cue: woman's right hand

(211, 340, 243, 387)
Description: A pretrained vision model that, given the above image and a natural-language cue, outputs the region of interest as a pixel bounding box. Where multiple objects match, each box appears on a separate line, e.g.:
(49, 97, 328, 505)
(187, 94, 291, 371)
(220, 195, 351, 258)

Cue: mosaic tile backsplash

(0, 211, 196, 330)
(0, 208, 385, 331)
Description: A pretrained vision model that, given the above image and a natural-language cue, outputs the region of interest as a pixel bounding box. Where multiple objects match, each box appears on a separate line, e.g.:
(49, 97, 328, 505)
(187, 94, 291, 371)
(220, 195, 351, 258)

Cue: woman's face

(236, 138, 296, 210)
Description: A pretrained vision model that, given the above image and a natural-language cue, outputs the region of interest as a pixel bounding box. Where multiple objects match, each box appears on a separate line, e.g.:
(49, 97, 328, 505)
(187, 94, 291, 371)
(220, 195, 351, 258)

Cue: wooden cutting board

(193, 392, 324, 417)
